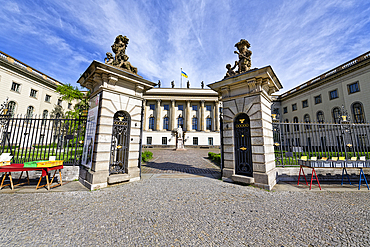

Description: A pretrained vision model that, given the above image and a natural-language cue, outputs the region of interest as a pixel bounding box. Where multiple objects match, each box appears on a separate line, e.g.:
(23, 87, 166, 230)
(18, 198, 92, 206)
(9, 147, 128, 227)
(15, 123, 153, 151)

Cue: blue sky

(0, 0, 369, 93)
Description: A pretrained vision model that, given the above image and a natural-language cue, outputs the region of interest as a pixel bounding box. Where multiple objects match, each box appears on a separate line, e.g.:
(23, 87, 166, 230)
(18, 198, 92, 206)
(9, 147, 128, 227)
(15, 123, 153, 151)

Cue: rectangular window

(292, 103, 297, 111)
(149, 117, 155, 130)
(302, 100, 308, 108)
(314, 95, 322, 104)
(147, 137, 152, 145)
(162, 137, 167, 145)
(348, 82, 359, 94)
(283, 107, 287, 114)
(11, 82, 20, 92)
(206, 105, 212, 111)
(329, 89, 338, 100)
(57, 99, 62, 106)
(192, 118, 198, 130)
(192, 105, 197, 111)
(178, 105, 183, 110)
(163, 117, 169, 130)
(68, 103, 72, 109)
(206, 118, 212, 130)
(164, 104, 169, 110)
(193, 137, 198, 145)
(208, 137, 213, 146)
(45, 94, 51, 102)
(30, 89, 37, 98)
(150, 104, 155, 110)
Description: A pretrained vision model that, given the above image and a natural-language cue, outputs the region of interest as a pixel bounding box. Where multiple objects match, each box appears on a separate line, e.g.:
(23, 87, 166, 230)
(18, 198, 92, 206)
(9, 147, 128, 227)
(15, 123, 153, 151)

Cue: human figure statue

(177, 126, 183, 139)
(224, 63, 237, 79)
(104, 52, 114, 65)
(234, 39, 252, 73)
(187, 80, 190, 88)
(104, 35, 138, 74)
(158, 80, 161, 88)
(201, 81, 204, 89)
(171, 81, 175, 88)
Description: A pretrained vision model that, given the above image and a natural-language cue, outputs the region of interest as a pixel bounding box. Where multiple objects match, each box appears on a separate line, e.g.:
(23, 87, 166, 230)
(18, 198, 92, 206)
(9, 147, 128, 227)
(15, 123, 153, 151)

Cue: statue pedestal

(176, 138, 186, 151)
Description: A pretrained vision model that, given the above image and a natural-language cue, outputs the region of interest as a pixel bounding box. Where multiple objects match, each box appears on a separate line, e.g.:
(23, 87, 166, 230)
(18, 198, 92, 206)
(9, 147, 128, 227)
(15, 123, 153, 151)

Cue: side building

(0, 51, 79, 117)
(273, 51, 370, 124)
(142, 88, 221, 147)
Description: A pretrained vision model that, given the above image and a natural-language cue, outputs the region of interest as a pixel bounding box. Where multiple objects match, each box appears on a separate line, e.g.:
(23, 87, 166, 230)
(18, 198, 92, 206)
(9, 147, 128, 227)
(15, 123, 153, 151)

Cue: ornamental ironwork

(234, 113, 253, 176)
(109, 111, 130, 174)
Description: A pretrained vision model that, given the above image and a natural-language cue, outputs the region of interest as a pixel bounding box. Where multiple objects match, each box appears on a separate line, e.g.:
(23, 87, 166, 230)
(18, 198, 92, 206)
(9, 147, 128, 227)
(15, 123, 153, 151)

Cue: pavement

(0, 148, 369, 246)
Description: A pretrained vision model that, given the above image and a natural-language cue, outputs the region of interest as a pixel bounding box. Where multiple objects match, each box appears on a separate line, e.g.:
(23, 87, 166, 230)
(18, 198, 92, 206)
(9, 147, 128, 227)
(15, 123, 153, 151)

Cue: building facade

(142, 88, 221, 147)
(0, 51, 78, 118)
(273, 51, 370, 124)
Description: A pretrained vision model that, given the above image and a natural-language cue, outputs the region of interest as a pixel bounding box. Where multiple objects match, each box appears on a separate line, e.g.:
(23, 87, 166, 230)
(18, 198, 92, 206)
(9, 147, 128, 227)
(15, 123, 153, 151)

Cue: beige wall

(276, 60, 370, 123)
(0, 56, 78, 117)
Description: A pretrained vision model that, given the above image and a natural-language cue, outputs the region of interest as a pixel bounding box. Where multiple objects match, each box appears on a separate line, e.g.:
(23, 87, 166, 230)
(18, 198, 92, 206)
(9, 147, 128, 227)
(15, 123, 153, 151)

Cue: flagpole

(180, 67, 182, 88)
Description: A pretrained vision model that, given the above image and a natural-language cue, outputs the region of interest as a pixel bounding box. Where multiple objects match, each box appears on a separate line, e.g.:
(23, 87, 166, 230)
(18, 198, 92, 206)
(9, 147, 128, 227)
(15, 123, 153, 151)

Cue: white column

(171, 99, 176, 130)
(215, 101, 220, 131)
(156, 99, 161, 130)
(143, 99, 148, 131)
(186, 100, 191, 131)
(200, 100, 205, 131)
(212, 102, 216, 131)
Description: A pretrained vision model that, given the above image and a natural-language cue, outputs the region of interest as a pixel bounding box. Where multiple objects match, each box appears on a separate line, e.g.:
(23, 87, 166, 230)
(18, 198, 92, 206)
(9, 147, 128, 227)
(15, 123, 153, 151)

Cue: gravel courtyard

(1, 148, 369, 246)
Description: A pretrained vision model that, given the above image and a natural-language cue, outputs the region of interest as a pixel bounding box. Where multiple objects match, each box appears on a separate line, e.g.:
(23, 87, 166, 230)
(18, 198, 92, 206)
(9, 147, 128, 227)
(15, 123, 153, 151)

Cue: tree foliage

(55, 84, 90, 118)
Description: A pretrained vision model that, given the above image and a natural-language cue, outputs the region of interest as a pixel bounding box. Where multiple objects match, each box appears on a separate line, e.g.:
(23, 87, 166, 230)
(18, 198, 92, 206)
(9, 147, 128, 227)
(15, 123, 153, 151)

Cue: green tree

(55, 84, 89, 118)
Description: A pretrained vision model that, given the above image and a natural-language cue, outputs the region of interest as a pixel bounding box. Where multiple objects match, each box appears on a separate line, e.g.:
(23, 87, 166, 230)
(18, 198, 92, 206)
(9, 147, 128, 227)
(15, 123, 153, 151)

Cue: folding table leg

(36, 175, 43, 190)
(341, 168, 352, 185)
(310, 168, 321, 190)
(8, 173, 14, 190)
(0, 173, 6, 188)
(359, 168, 369, 190)
(46, 173, 50, 190)
(59, 170, 63, 186)
(298, 165, 309, 186)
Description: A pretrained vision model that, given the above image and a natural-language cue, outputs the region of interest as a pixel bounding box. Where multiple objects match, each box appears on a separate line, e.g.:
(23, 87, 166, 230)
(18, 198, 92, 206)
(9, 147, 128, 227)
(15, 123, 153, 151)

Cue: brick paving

(141, 148, 221, 176)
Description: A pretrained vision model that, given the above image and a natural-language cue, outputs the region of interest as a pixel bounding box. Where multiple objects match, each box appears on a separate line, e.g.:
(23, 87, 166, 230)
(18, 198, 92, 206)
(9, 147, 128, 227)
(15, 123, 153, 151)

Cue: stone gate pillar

(77, 61, 155, 190)
(208, 66, 282, 190)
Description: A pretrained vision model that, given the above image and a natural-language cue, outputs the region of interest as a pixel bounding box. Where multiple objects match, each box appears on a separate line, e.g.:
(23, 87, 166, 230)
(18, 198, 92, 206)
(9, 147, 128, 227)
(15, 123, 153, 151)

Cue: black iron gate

(109, 111, 130, 174)
(234, 113, 253, 176)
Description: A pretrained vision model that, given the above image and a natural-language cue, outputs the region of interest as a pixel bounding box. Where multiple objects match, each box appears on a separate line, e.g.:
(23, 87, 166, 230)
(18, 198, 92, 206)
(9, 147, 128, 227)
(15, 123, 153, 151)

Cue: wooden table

(0, 164, 63, 190)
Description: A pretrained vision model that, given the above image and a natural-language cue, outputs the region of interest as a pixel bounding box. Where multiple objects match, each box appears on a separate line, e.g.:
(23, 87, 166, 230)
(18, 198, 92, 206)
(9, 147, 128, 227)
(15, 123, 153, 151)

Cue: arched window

(304, 114, 311, 129)
(285, 119, 290, 132)
(42, 110, 48, 125)
(316, 111, 324, 123)
(352, 102, 365, 123)
(206, 118, 212, 130)
(163, 117, 169, 130)
(8, 101, 16, 116)
(192, 117, 198, 130)
(332, 107, 341, 123)
(149, 117, 155, 130)
(177, 117, 183, 129)
(293, 117, 299, 131)
(26, 106, 34, 118)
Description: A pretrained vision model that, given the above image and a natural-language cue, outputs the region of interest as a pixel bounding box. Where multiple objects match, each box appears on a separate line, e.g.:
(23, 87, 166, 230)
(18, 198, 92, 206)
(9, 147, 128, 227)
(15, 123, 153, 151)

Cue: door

(234, 113, 253, 176)
(109, 111, 130, 174)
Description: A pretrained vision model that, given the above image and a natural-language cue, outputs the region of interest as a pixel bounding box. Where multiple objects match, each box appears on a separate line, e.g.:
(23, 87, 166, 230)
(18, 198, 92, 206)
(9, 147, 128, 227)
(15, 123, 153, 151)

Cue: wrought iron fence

(273, 119, 370, 167)
(0, 114, 87, 165)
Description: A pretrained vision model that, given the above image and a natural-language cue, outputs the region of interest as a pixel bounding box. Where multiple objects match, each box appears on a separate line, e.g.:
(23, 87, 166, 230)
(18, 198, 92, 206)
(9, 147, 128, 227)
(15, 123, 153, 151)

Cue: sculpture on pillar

(224, 39, 252, 79)
(104, 35, 138, 75)
(158, 80, 161, 88)
(201, 81, 204, 89)
(187, 80, 190, 88)
(171, 81, 175, 88)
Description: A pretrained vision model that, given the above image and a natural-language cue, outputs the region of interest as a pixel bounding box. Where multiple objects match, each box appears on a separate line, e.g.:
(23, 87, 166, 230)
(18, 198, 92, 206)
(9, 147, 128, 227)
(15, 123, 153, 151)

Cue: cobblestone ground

(1, 149, 370, 246)
(142, 148, 221, 176)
